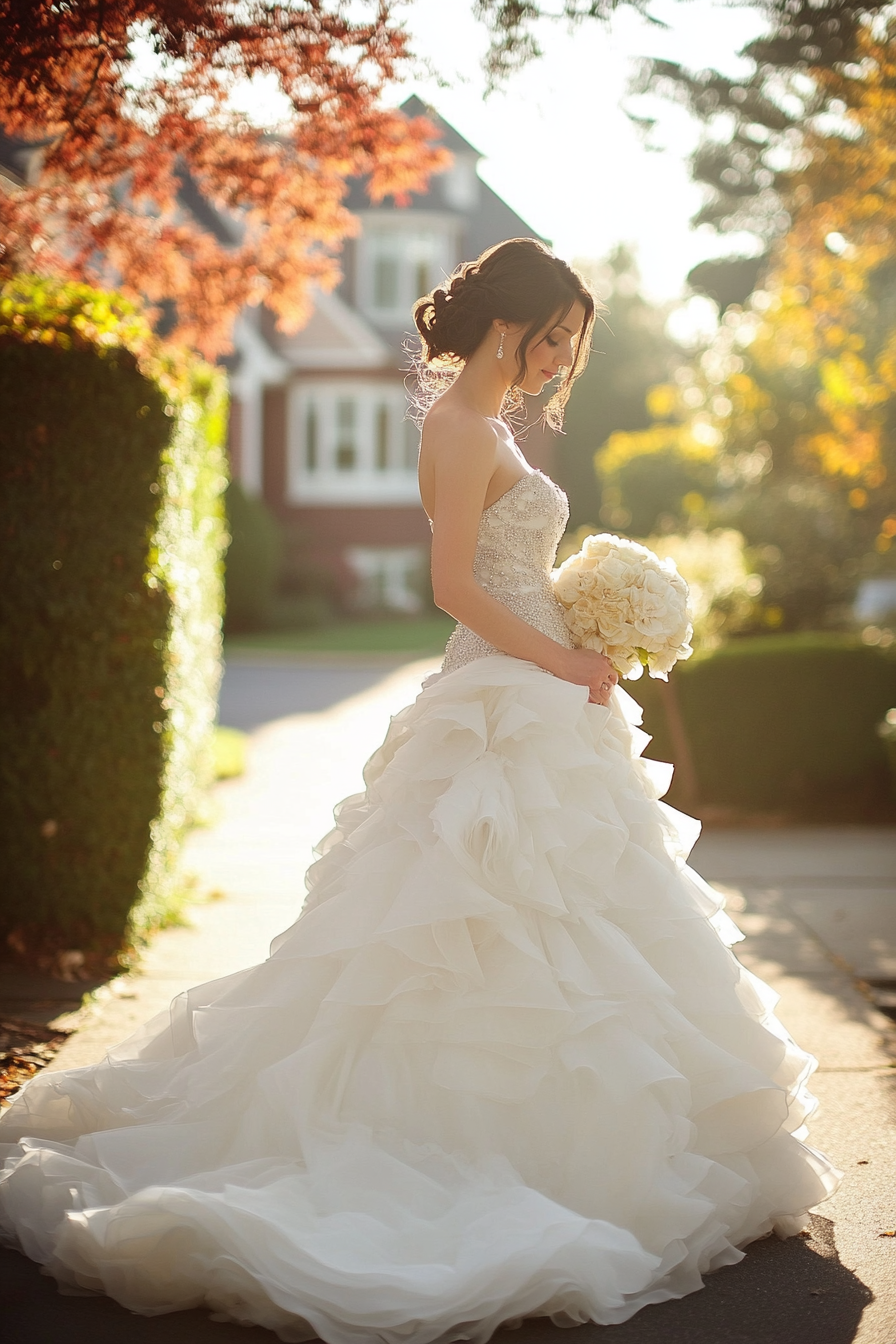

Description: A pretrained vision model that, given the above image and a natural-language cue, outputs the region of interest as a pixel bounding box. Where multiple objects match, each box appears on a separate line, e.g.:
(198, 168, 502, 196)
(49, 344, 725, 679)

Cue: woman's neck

(451, 345, 512, 419)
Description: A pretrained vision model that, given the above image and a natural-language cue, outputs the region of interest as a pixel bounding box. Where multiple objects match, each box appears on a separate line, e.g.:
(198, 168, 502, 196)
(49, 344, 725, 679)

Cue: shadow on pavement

(503, 1216, 871, 1344)
(218, 662, 397, 732)
(1, 1244, 274, 1343)
(0, 964, 107, 1031)
(1, 1215, 870, 1344)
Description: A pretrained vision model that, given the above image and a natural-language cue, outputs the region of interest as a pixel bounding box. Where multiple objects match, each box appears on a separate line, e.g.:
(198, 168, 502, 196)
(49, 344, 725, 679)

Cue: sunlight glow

(388, 0, 771, 302)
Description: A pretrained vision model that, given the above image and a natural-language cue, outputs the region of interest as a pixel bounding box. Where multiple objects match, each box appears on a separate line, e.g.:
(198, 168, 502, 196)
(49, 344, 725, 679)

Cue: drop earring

(496, 331, 505, 361)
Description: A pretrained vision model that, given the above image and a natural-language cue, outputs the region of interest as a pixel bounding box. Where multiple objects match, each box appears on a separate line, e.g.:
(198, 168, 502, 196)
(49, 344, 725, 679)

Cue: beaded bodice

(441, 469, 575, 674)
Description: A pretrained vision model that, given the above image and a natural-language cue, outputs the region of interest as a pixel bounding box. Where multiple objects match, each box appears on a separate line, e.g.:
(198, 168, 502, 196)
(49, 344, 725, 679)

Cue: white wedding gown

(0, 469, 839, 1342)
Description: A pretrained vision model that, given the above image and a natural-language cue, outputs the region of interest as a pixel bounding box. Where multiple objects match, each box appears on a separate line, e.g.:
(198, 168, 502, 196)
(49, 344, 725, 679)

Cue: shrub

(643, 528, 763, 648)
(594, 421, 719, 537)
(223, 481, 283, 633)
(0, 277, 228, 970)
(213, 726, 248, 780)
(632, 633, 896, 818)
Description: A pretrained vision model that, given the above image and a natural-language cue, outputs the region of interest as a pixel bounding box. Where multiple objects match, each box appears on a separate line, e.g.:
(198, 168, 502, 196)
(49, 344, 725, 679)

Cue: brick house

(227, 96, 554, 612)
(0, 104, 555, 614)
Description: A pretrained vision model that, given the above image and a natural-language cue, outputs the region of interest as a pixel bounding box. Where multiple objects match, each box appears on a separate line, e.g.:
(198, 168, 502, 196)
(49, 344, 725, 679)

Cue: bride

(0, 238, 838, 1342)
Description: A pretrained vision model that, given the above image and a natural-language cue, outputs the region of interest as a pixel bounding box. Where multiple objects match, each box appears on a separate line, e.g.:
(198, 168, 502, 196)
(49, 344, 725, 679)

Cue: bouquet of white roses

(551, 533, 694, 680)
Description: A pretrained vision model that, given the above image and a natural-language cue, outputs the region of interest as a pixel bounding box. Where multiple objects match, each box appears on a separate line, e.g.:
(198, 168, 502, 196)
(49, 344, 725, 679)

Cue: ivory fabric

(0, 470, 839, 1343)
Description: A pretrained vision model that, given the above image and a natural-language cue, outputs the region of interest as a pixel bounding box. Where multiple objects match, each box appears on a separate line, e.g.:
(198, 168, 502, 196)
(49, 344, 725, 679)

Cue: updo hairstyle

(413, 238, 596, 430)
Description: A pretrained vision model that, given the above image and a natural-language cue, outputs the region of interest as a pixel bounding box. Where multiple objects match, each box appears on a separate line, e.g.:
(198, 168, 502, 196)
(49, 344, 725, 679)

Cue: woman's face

(516, 300, 587, 395)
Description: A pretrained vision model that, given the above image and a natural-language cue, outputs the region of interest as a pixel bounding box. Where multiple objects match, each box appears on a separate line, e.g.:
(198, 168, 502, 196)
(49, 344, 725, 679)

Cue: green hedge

(223, 480, 282, 632)
(0, 278, 228, 970)
(632, 633, 896, 818)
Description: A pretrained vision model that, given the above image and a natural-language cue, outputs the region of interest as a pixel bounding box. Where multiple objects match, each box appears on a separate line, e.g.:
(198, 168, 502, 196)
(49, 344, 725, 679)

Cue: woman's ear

(493, 319, 527, 339)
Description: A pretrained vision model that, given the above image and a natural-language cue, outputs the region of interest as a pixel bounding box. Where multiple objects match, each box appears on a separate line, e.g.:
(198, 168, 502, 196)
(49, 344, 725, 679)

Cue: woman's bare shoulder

(421, 398, 499, 467)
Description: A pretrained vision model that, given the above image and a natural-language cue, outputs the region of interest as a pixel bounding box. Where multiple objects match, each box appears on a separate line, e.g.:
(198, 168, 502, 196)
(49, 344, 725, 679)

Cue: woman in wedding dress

(0, 238, 838, 1342)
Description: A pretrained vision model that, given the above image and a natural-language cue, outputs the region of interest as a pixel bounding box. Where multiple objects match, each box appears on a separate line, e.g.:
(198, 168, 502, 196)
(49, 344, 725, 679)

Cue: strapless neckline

(425, 469, 545, 533)
(482, 469, 542, 518)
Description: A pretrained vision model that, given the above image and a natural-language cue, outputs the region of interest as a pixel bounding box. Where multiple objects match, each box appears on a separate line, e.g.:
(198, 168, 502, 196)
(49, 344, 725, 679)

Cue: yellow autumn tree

(767, 21, 896, 510)
(602, 18, 896, 628)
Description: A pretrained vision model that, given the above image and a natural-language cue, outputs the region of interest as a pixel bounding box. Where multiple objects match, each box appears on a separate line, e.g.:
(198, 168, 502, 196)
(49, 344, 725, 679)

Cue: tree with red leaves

(0, 2, 447, 356)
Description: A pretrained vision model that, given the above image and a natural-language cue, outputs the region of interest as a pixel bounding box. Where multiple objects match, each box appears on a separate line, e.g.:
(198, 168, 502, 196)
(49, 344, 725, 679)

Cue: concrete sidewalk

(3, 661, 896, 1343)
(217, 652, 414, 732)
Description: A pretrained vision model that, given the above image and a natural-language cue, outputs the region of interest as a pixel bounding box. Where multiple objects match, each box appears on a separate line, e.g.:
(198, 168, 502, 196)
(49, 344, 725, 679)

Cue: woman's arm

(423, 413, 618, 704)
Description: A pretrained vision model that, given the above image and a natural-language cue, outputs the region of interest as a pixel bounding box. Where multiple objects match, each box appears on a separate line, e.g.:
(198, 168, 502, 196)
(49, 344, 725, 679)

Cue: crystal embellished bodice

(441, 469, 575, 674)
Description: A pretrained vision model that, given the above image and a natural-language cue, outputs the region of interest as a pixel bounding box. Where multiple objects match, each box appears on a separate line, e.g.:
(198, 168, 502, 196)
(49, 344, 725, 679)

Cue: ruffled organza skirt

(0, 657, 839, 1342)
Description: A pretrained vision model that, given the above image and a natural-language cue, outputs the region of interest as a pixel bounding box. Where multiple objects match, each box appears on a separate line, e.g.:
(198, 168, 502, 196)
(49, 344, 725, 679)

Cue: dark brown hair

(413, 237, 596, 430)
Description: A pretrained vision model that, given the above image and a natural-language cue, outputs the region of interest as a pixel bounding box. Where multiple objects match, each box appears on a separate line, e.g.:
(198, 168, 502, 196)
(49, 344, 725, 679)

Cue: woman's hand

(555, 647, 619, 706)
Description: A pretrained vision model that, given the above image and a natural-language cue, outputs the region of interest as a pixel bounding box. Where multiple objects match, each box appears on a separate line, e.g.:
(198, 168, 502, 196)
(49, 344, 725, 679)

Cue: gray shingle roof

(344, 96, 547, 248)
(0, 129, 39, 186)
(400, 94, 483, 158)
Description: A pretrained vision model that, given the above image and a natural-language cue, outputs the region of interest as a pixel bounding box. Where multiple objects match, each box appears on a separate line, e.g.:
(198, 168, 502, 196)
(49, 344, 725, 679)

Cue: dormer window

(442, 156, 479, 211)
(360, 222, 455, 322)
(373, 256, 400, 310)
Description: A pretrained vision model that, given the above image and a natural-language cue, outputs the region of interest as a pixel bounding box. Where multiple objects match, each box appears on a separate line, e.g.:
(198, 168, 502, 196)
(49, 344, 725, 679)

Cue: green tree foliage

(558, 247, 678, 529)
(0, 278, 228, 972)
(687, 256, 765, 313)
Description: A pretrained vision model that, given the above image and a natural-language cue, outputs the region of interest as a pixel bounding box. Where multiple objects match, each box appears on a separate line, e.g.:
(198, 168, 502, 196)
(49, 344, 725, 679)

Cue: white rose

(552, 531, 695, 679)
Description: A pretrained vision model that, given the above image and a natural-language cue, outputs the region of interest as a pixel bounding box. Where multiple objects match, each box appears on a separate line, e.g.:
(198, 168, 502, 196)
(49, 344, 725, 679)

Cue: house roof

(0, 96, 546, 372)
(0, 129, 39, 188)
(465, 176, 549, 254)
(399, 94, 483, 158)
(259, 287, 391, 371)
(1, 96, 544, 249)
(175, 165, 242, 246)
(344, 96, 546, 246)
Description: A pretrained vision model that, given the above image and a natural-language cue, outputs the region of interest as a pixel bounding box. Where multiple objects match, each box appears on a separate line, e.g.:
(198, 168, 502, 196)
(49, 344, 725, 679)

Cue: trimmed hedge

(632, 633, 896, 818)
(0, 278, 228, 969)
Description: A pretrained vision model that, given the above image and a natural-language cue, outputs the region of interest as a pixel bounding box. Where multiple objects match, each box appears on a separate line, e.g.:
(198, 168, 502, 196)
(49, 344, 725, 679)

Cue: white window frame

(287, 380, 421, 505)
(357, 215, 457, 324)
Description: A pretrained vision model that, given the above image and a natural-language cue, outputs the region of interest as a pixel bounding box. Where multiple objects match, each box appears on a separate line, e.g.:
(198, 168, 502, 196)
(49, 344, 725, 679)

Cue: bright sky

(387, 0, 771, 303)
